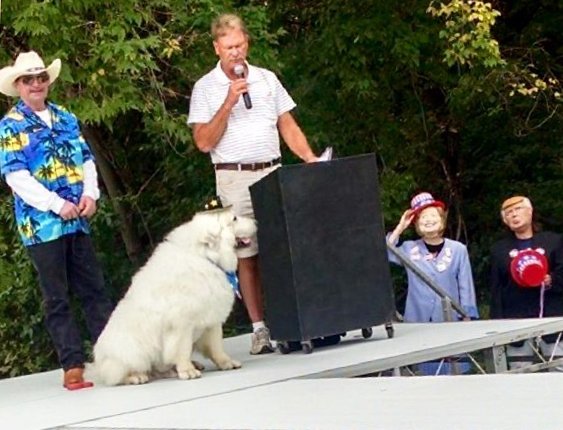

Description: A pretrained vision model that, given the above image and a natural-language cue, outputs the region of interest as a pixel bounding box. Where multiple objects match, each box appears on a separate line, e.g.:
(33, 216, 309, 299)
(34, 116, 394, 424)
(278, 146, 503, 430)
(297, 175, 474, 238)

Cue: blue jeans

(27, 233, 114, 370)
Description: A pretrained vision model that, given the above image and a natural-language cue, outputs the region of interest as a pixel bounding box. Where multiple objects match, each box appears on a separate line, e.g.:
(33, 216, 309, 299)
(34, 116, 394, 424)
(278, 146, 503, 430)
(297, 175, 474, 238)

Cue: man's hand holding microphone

(233, 64, 252, 109)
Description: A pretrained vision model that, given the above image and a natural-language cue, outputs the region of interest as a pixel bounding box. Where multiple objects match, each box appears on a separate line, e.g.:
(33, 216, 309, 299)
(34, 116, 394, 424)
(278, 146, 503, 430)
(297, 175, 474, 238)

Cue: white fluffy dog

(91, 207, 256, 385)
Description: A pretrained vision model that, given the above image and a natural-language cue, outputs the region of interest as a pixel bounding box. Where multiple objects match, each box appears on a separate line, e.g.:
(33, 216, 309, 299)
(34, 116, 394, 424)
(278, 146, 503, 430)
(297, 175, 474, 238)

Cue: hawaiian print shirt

(0, 100, 93, 246)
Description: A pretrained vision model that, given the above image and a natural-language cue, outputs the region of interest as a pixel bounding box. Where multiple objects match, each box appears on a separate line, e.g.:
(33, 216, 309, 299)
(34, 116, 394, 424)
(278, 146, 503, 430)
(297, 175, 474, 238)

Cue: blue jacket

(387, 236, 479, 322)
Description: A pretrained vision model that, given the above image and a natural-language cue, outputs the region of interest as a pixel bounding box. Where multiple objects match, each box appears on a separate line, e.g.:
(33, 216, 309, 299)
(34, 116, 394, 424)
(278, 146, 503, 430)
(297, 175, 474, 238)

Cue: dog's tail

(85, 359, 129, 386)
(83, 362, 101, 384)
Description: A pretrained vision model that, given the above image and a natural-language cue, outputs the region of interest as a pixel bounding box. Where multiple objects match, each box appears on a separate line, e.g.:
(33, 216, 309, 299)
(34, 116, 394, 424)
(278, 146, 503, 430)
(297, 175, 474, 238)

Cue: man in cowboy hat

(0, 51, 114, 389)
(490, 195, 563, 370)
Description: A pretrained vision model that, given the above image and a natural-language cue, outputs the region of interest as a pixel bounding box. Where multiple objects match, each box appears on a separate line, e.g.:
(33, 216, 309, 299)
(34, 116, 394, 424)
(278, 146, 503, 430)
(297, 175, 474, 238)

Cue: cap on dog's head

(200, 196, 232, 214)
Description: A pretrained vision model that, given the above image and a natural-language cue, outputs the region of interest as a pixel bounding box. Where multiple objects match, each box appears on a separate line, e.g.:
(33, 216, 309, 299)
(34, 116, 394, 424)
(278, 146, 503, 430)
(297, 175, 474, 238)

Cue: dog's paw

(217, 358, 242, 370)
(125, 372, 150, 385)
(177, 367, 202, 380)
(192, 360, 205, 371)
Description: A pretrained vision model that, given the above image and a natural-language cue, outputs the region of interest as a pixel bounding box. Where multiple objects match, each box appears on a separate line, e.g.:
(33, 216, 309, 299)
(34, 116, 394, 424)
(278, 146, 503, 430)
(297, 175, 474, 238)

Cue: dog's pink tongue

(236, 238, 251, 248)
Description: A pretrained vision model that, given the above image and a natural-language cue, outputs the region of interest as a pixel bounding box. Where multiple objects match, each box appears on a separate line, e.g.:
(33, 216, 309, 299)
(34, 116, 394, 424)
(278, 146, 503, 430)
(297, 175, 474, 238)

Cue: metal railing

(386, 243, 469, 321)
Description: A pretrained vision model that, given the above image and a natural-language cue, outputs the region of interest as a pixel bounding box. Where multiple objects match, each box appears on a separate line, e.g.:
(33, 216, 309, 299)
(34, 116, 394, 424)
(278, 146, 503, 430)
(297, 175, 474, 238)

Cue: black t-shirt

(423, 240, 444, 255)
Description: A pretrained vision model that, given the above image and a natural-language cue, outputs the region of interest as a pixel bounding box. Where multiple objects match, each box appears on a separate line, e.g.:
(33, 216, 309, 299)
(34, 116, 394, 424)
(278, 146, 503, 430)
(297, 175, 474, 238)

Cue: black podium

(250, 153, 395, 352)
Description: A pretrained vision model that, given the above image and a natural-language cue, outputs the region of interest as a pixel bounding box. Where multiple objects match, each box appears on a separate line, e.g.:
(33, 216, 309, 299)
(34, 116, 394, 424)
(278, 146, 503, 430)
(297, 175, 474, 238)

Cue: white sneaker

(250, 327, 274, 355)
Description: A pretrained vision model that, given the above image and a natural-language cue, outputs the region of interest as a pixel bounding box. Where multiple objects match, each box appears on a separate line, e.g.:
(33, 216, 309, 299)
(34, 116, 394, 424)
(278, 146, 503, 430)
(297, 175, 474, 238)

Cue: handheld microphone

(233, 64, 252, 109)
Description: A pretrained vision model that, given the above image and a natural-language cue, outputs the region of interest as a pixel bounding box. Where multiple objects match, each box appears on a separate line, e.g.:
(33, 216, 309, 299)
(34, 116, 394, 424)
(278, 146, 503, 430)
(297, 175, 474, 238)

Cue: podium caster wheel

(313, 334, 342, 347)
(278, 341, 291, 355)
(301, 341, 313, 354)
(361, 327, 373, 339)
(325, 334, 342, 346)
(385, 323, 394, 339)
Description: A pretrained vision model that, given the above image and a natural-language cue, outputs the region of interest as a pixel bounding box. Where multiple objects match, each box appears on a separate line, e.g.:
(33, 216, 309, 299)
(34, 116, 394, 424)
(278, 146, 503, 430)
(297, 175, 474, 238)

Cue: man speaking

(188, 13, 318, 355)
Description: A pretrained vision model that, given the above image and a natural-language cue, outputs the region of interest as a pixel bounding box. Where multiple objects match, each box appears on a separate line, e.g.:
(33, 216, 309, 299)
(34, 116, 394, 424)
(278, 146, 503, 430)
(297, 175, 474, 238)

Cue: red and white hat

(410, 192, 446, 219)
(510, 249, 549, 288)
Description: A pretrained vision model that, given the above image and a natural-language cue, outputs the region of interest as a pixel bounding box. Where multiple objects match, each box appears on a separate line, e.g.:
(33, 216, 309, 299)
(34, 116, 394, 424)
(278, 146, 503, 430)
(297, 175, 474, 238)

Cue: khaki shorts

(215, 164, 280, 258)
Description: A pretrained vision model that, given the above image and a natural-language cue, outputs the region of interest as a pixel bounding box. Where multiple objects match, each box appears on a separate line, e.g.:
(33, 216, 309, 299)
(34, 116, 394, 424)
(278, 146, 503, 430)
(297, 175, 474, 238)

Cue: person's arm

(5, 170, 80, 220)
(388, 209, 414, 245)
(547, 233, 563, 293)
(82, 159, 100, 200)
(277, 112, 317, 162)
(6, 170, 65, 213)
(385, 209, 415, 266)
(77, 160, 99, 218)
(192, 79, 247, 153)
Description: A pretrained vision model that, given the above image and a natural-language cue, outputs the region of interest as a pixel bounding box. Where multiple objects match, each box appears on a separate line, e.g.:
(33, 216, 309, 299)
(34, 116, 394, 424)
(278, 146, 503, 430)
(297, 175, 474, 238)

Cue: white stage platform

(2, 318, 563, 430)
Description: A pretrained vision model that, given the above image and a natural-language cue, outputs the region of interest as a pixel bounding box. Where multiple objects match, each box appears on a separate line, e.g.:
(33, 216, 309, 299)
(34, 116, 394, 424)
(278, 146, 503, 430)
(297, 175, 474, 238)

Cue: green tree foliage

(427, 0, 505, 68)
(269, 0, 562, 313)
(0, 199, 58, 375)
(0, 0, 281, 377)
(0, 0, 561, 376)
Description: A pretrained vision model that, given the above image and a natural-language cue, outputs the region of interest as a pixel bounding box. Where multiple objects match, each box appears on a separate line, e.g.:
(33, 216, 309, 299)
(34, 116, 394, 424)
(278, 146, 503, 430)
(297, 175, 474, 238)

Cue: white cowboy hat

(0, 51, 61, 97)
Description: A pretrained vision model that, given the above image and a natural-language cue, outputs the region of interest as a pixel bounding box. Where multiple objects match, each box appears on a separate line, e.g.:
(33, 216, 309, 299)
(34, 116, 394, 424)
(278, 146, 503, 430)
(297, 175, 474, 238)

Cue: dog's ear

(200, 215, 222, 247)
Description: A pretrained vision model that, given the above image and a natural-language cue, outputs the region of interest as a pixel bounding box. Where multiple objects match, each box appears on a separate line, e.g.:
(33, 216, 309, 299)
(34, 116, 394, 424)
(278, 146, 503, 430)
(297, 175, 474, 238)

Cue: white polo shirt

(188, 62, 296, 164)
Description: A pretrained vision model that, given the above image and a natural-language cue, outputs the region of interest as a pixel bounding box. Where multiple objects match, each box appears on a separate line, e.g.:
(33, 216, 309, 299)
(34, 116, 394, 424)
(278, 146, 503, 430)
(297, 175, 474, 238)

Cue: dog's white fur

(91, 209, 256, 385)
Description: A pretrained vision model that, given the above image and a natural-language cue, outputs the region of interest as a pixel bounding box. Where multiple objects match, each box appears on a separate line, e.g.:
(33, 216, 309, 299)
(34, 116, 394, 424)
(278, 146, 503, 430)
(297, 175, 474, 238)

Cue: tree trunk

(82, 125, 144, 266)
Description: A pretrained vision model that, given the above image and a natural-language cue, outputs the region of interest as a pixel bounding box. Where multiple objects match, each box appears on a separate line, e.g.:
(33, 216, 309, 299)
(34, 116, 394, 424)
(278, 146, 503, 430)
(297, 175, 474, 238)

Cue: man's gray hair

(211, 14, 248, 40)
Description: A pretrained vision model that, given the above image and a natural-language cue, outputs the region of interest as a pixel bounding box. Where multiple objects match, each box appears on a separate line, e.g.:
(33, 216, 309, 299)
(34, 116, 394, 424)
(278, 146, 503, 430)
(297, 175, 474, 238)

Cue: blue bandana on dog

(226, 271, 241, 299)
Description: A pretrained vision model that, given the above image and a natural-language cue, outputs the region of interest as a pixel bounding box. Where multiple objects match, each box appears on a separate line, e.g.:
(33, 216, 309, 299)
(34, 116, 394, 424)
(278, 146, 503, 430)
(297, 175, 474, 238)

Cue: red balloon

(510, 249, 549, 288)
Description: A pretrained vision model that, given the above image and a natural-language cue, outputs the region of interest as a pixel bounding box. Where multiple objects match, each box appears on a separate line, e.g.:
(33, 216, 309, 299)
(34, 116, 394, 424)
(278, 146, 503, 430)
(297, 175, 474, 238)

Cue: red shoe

(63, 367, 94, 390)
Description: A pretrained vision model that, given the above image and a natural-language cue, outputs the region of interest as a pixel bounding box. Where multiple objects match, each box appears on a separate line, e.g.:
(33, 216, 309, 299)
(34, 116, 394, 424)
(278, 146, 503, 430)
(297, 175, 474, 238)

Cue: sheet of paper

(318, 146, 333, 162)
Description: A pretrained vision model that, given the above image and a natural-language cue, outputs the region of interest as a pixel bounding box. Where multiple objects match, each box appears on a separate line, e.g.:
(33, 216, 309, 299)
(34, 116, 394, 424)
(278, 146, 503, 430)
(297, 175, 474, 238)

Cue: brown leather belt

(214, 157, 281, 171)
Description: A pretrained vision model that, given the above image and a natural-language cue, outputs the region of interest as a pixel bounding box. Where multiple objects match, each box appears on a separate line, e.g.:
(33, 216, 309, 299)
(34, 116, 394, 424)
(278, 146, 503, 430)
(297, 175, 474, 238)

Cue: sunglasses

(19, 72, 50, 85)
